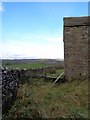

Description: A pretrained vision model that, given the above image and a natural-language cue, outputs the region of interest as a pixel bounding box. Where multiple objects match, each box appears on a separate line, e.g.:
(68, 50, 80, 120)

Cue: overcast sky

(0, 2, 88, 59)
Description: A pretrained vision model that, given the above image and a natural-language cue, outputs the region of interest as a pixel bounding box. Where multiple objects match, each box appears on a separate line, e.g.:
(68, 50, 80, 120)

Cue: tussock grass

(4, 79, 88, 119)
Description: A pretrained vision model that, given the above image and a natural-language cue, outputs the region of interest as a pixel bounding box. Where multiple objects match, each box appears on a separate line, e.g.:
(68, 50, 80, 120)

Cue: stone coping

(64, 16, 90, 27)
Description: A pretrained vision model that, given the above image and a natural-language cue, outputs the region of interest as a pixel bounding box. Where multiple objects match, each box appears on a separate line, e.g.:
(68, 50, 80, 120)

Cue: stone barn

(63, 16, 89, 80)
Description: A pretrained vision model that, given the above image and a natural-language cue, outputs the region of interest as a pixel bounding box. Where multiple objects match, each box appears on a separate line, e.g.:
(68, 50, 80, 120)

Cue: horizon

(1, 2, 88, 59)
(1, 58, 64, 61)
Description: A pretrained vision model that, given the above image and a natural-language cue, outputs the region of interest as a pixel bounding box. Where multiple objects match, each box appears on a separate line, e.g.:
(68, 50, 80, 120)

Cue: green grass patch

(47, 69, 64, 77)
(5, 79, 88, 119)
(2, 63, 52, 69)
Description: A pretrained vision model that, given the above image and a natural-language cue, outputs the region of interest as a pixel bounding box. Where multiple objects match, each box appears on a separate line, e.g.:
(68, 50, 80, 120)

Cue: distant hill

(2, 59, 64, 69)
(2, 59, 64, 65)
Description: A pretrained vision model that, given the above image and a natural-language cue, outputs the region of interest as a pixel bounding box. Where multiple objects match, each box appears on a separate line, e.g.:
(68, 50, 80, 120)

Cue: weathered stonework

(63, 16, 89, 80)
(2, 68, 20, 114)
(2, 65, 63, 116)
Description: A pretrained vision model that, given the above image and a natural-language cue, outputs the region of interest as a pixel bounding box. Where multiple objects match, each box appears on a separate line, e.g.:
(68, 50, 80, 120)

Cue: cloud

(1, 32, 64, 59)
(44, 36, 63, 43)
(19, 33, 63, 44)
(1, 40, 64, 59)
(0, 3, 4, 12)
(34, 34, 63, 43)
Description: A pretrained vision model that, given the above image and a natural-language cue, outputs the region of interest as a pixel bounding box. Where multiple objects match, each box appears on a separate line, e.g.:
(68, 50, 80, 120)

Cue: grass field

(47, 69, 64, 77)
(2, 60, 88, 119)
(4, 78, 88, 119)
(2, 59, 63, 69)
(2, 63, 50, 69)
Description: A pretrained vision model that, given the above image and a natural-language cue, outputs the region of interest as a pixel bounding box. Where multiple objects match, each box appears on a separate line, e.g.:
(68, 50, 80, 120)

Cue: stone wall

(0, 68, 2, 119)
(2, 65, 63, 115)
(63, 16, 89, 80)
(2, 67, 20, 114)
(21, 66, 60, 79)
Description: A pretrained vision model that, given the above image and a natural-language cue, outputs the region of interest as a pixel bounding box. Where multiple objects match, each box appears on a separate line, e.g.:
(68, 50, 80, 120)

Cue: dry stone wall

(2, 67, 20, 114)
(63, 16, 89, 80)
(18, 65, 63, 79)
(21, 66, 58, 78)
(2, 65, 63, 115)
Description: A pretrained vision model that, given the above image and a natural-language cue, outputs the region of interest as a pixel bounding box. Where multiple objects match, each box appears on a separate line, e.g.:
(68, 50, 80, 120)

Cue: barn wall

(63, 17, 89, 80)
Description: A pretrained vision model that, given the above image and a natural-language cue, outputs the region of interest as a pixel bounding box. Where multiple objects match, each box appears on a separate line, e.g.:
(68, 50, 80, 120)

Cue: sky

(0, 2, 88, 59)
